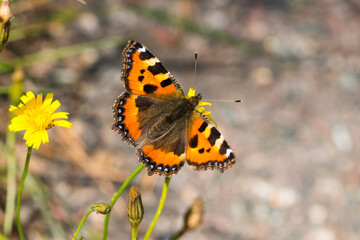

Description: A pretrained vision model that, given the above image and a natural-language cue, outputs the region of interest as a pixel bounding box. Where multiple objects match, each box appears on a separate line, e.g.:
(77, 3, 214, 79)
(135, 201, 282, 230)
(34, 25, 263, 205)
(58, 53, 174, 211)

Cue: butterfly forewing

(112, 92, 142, 146)
(122, 40, 184, 98)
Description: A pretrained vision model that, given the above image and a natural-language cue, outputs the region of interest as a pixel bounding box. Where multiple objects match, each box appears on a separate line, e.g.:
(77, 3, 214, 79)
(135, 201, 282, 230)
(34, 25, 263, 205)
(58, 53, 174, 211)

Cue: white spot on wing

(215, 135, 225, 149)
(144, 57, 159, 66)
(138, 46, 146, 53)
(226, 149, 233, 158)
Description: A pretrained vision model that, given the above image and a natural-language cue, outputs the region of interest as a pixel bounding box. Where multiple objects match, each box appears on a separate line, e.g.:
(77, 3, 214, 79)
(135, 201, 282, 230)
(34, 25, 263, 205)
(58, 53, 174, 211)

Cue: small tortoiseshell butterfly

(112, 40, 235, 177)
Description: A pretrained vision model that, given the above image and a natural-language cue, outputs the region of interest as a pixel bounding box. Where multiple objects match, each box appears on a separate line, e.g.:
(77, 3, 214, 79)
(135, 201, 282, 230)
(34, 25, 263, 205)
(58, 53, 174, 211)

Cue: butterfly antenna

(195, 52, 241, 103)
(194, 52, 198, 91)
(203, 99, 243, 103)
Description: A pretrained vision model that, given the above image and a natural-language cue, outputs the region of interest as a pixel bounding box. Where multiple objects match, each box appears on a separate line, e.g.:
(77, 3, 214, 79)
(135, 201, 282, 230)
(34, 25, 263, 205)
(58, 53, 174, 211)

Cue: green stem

(73, 208, 92, 240)
(4, 71, 23, 236)
(143, 177, 171, 240)
(16, 146, 32, 240)
(101, 164, 145, 240)
(132, 225, 138, 240)
(3, 128, 16, 236)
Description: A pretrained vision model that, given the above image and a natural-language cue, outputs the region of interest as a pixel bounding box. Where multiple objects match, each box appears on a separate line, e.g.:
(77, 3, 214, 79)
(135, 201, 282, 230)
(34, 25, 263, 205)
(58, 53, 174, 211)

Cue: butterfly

(112, 40, 235, 177)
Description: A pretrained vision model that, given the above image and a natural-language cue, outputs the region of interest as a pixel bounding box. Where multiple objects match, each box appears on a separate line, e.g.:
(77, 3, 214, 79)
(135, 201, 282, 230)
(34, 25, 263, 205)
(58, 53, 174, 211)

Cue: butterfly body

(113, 40, 235, 177)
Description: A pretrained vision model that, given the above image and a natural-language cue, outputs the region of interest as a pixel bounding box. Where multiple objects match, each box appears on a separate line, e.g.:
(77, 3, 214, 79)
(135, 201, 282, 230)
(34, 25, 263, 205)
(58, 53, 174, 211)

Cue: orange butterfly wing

(186, 113, 235, 172)
(112, 92, 143, 146)
(122, 40, 184, 98)
(137, 136, 186, 177)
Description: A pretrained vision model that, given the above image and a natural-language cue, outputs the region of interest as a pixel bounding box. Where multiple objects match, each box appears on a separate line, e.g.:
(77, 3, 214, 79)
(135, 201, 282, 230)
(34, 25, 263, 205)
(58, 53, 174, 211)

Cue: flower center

(27, 106, 53, 131)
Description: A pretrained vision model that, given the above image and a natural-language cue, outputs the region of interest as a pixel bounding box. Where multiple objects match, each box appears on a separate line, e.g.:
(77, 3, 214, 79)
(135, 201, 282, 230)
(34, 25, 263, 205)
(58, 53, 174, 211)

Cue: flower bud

(170, 198, 204, 240)
(127, 186, 144, 228)
(184, 197, 204, 231)
(0, 0, 11, 52)
(92, 202, 111, 214)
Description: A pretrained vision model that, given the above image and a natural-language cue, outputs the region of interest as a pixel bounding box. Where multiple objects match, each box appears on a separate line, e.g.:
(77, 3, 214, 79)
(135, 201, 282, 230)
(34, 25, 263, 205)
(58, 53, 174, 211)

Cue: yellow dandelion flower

(186, 88, 216, 126)
(8, 91, 72, 149)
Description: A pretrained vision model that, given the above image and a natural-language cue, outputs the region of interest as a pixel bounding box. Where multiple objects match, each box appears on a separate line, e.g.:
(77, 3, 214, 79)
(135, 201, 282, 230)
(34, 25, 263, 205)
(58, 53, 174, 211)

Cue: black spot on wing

(135, 96, 153, 112)
(206, 148, 211, 153)
(199, 148, 204, 154)
(140, 69, 145, 74)
(143, 84, 158, 94)
(198, 121, 208, 133)
(189, 135, 198, 148)
(134, 42, 143, 49)
(139, 50, 154, 60)
(138, 76, 144, 82)
(148, 62, 167, 75)
(208, 127, 221, 146)
(219, 140, 230, 155)
(160, 78, 173, 88)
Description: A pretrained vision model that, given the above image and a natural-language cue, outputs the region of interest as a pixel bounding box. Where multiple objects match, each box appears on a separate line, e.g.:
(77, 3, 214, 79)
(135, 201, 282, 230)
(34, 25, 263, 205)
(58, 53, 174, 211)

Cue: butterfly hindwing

(186, 113, 235, 172)
(137, 118, 188, 177)
(122, 40, 184, 98)
(138, 144, 186, 177)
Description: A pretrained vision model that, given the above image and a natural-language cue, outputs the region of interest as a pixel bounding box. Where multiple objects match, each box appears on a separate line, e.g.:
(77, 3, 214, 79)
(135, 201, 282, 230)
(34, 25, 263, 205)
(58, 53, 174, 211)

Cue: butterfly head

(186, 88, 217, 126)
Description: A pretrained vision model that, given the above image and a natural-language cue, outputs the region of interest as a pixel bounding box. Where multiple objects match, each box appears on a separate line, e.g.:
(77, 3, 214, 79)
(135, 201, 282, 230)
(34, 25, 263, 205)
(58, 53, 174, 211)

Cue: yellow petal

(43, 93, 54, 108)
(203, 111, 212, 115)
(36, 93, 43, 106)
(187, 88, 196, 98)
(40, 130, 49, 144)
(197, 107, 205, 113)
(50, 112, 69, 120)
(20, 91, 35, 105)
(198, 101, 212, 106)
(53, 120, 72, 128)
(28, 130, 47, 150)
(9, 105, 17, 111)
(24, 129, 35, 148)
(9, 105, 23, 115)
(31, 136, 41, 149)
(9, 115, 32, 131)
(9, 121, 27, 132)
(49, 100, 61, 112)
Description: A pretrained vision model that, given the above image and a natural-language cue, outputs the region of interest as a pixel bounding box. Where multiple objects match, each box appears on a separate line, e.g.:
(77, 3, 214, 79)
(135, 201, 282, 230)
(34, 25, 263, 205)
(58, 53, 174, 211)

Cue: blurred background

(0, 0, 359, 239)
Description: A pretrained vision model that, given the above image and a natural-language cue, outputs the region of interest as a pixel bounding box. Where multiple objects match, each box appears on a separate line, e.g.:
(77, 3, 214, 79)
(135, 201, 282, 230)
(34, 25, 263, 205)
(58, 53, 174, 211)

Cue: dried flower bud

(184, 197, 204, 231)
(170, 198, 205, 240)
(0, 0, 11, 52)
(127, 186, 144, 228)
(92, 202, 111, 214)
